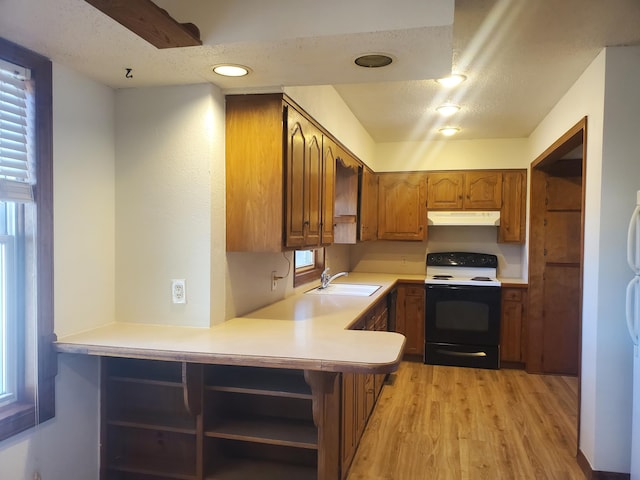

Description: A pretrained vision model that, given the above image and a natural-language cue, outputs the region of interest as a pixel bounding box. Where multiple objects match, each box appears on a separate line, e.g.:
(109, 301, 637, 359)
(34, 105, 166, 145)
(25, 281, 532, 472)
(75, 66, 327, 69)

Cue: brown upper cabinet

(320, 130, 337, 246)
(286, 107, 324, 248)
(226, 94, 336, 252)
(358, 168, 378, 242)
(498, 170, 527, 243)
(377, 172, 427, 241)
(427, 169, 527, 243)
(427, 171, 502, 210)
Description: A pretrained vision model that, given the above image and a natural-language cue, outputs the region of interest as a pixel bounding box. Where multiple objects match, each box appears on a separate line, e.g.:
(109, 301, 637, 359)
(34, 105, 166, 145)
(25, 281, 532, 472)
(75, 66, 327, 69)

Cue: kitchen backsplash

(349, 226, 525, 279)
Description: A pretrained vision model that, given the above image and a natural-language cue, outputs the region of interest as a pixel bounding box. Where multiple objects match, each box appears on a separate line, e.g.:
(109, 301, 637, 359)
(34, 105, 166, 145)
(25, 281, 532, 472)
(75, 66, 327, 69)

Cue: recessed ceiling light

(439, 127, 460, 136)
(213, 64, 250, 77)
(436, 104, 461, 117)
(435, 74, 466, 88)
(354, 54, 393, 68)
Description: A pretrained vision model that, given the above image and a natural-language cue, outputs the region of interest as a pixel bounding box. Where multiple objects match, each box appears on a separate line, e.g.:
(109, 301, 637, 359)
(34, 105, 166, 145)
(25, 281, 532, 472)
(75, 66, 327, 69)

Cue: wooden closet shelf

(206, 458, 317, 480)
(205, 417, 318, 449)
(205, 367, 311, 399)
(107, 412, 196, 434)
(106, 463, 196, 480)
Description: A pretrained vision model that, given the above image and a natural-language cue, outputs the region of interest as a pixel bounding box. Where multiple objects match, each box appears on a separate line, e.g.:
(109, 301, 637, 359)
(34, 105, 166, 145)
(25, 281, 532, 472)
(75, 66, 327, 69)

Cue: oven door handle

(436, 349, 487, 358)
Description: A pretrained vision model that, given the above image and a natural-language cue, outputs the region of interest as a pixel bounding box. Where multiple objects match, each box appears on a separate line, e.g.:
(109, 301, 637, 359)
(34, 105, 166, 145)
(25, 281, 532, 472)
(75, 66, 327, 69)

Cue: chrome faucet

(320, 268, 348, 289)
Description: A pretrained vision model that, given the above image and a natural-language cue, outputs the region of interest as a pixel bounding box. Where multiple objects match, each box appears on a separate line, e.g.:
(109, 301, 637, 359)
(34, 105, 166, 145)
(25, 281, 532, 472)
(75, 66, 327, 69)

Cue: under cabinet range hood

(427, 211, 501, 226)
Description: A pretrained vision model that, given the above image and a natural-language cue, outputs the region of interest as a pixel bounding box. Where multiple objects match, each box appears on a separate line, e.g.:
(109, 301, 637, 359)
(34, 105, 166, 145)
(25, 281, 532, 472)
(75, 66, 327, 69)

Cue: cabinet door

(499, 170, 527, 243)
(465, 171, 502, 209)
(500, 287, 527, 363)
(226, 94, 285, 252)
(322, 138, 337, 245)
(341, 373, 357, 477)
(285, 107, 322, 248)
(377, 173, 427, 241)
(359, 168, 378, 241)
(427, 172, 464, 210)
(395, 284, 425, 356)
(306, 125, 323, 247)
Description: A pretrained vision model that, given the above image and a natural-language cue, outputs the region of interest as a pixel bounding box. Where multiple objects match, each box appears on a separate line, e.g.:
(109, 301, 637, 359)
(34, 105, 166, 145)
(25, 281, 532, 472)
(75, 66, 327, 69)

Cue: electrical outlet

(171, 279, 186, 304)
(33, 472, 42, 480)
(271, 271, 277, 291)
(401, 256, 407, 265)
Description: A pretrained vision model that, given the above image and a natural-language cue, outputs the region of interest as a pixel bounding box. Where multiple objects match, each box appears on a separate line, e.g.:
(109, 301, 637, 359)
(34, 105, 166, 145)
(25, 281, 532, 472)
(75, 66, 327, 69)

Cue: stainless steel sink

(305, 283, 381, 297)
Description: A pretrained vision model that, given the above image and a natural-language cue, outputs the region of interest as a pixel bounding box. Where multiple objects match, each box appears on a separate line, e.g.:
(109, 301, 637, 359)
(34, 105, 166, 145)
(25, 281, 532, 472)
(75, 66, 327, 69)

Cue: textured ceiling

(1, 0, 640, 142)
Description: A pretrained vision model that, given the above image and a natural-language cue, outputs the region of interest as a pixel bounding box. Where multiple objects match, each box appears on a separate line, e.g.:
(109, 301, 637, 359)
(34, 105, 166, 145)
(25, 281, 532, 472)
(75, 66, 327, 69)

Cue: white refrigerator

(626, 190, 640, 480)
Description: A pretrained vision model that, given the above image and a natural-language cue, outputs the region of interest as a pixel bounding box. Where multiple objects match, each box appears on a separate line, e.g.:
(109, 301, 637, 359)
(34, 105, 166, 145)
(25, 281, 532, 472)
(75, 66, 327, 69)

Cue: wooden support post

(304, 370, 341, 480)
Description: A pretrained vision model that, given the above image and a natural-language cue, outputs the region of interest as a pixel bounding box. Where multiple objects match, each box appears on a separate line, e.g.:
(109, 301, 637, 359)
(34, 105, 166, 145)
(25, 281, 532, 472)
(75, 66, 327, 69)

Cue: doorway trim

(527, 116, 587, 453)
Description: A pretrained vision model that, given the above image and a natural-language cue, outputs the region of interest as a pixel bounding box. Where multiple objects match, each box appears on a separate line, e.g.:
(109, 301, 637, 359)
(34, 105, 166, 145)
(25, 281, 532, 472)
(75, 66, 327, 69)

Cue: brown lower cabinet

(340, 296, 389, 479)
(395, 283, 425, 357)
(500, 285, 528, 367)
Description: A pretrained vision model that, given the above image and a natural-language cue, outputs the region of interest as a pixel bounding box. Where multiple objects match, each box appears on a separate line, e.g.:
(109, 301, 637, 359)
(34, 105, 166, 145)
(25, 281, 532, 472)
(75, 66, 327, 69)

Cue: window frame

(0, 233, 18, 408)
(293, 248, 325, 287)
(0, 37, 54, 442)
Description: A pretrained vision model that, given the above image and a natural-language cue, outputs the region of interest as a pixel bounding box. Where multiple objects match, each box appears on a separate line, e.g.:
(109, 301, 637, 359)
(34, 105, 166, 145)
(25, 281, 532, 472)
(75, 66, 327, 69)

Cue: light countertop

(499, 277, 528, 286)
(55, 273, 425, 374)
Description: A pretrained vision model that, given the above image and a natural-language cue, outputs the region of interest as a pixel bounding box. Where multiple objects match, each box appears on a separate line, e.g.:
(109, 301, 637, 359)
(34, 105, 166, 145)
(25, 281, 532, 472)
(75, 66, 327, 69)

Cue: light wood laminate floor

(348, 361, 583, 480)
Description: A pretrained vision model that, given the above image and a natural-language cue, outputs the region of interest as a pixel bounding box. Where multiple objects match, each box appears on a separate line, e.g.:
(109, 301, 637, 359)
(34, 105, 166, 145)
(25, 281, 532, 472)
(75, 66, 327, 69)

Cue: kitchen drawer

(405, 286, 425, 297)
(503, 288, 523, 302)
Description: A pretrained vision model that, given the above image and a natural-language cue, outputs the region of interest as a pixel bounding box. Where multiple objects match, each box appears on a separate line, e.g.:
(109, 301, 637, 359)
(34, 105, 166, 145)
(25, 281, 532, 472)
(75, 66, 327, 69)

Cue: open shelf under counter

(108, 376, 184, 389)
(105, 357, 185, 382)
(106, 466, 197, 480)
(206, 458, 317, 480)
(105, 425, 197, 480)
(205, 416, 318, 449)
(204, 365, 312, 399)
(106, 466, 196, 480)
(107, 410, 197, 434)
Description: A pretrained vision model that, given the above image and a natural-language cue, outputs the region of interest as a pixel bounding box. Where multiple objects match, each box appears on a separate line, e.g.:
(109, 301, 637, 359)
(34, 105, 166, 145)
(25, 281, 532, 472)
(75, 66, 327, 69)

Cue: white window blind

(0, 59, 33, 202)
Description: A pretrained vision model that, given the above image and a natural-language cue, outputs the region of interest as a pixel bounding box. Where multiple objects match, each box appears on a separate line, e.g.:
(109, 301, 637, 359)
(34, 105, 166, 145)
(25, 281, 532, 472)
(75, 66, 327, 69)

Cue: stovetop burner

(425, 252, 501, 287)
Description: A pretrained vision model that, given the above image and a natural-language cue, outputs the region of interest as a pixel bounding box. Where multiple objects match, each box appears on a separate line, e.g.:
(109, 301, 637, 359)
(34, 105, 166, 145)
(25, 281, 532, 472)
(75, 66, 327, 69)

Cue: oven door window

(426, 285, 501, 345)
(436, 300, 490, 332)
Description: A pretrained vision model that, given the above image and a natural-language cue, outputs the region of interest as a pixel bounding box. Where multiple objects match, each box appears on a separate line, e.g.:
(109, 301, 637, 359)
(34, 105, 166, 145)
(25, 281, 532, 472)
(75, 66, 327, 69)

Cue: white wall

(594, 46, 640, 472)
(284, 85, 377, 165)
(0, 63, 115, 479)
(528, 46, 640, 473)
(374, 137, 528, 172)
(115, 85, 218, 326)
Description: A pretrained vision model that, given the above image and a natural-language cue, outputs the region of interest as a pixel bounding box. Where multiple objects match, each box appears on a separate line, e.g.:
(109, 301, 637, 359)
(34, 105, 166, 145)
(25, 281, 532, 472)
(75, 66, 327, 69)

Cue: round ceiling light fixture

(354, 54, 393, 68)
(436, 103, 461, 117)
(435, 74, 467, 88)
(439, 127, 460, 136)
(212, 64, 250, 77)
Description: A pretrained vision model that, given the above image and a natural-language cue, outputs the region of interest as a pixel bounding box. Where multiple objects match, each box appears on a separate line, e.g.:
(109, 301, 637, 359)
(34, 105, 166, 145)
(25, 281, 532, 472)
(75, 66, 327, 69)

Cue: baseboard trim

(578, 449, 630, 480)
(500, 360, 526, 369)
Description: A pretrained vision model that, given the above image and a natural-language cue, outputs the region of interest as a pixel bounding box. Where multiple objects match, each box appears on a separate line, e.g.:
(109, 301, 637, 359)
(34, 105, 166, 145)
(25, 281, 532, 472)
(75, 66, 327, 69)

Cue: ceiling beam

(84, 0, 202, 49)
